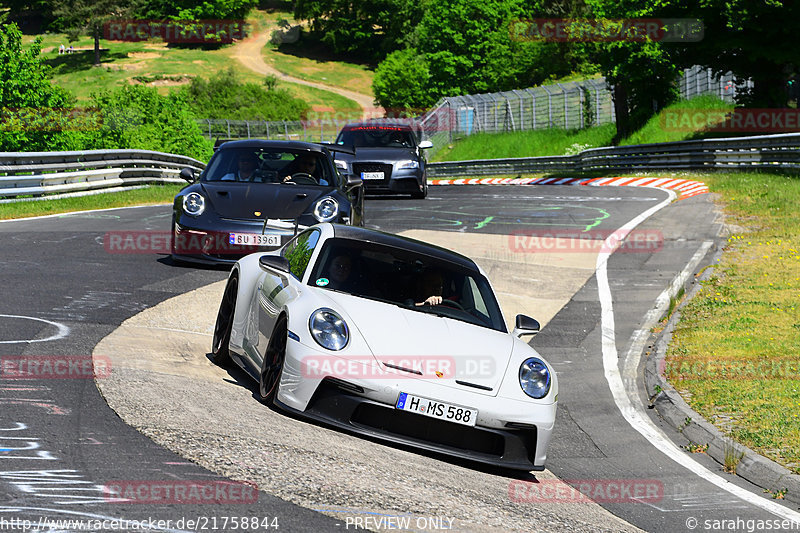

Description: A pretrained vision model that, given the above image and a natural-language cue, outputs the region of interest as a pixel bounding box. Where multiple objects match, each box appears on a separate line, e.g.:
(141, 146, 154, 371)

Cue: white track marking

(0, 315, 69, 344)
(597, 188, 800, 521)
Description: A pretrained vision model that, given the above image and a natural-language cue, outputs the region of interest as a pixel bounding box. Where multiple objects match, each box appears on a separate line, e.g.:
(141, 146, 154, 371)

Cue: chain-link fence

(680, 65, 753, 102)
(197, 67, 752, 155)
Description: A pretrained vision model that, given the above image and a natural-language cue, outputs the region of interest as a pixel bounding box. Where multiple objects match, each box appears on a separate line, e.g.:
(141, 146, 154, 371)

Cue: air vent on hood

(383, 362, 422, 376)
(456, 380, 493, 391)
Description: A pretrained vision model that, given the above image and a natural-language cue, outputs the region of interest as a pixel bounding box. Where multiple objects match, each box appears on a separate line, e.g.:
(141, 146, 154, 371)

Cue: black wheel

(411, 179, 428, 199)
(210, 275, 237, 365)
(259, 317, 287, 403)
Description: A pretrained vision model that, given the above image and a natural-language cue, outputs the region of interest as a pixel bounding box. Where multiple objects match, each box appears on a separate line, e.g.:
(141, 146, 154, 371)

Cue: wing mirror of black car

(259, 254, 291, 273)
(418, 140, 433, 149)
(179, 168, 195, 182)
(512, 314, 540, 338)
(345, 173, 363, 191)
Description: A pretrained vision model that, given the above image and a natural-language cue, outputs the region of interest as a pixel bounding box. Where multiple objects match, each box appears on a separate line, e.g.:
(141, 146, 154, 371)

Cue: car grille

(353, 162, 393, 188)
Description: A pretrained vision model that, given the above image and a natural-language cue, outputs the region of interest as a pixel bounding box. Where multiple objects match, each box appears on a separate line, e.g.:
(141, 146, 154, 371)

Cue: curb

(643, 247, 800, 506)
(428, 175, 709, 199)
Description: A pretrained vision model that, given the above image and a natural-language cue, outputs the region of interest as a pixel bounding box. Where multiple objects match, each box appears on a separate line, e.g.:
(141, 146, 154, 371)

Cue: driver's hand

(421, 295, 442, 306)
(282, 175, 292, 182)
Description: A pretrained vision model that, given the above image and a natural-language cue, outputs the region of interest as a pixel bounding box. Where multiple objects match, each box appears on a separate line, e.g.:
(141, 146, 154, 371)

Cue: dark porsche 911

(333, 122, 433, 199)
(171, 140, 363, 265)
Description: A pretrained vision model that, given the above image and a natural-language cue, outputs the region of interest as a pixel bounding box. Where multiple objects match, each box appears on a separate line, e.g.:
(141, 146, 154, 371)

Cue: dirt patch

(128, 51, 160, 59)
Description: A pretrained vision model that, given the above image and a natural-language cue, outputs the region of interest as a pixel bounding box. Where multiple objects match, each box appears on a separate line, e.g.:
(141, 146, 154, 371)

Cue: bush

(182, 67, 309, 121)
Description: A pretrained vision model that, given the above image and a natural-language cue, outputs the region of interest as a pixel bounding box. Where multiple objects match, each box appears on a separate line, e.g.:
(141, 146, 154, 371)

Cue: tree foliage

(137, 0, 257, 21)
(182, 67, 309, 121)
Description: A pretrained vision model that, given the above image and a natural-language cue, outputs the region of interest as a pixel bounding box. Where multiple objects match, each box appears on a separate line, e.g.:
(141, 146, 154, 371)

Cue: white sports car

(211, 223, 557, 470)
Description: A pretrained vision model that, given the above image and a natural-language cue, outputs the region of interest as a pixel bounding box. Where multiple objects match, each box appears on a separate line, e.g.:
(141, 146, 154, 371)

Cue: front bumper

(171, 220, 303, 265)
(275, 378, 546, 471)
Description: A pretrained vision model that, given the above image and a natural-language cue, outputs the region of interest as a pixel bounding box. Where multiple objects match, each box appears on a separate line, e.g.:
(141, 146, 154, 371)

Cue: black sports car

(333, 122, 432, 199)
(171, 140, 363, 265)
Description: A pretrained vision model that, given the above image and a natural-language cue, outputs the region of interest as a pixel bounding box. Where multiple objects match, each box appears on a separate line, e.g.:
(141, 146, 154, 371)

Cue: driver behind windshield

(282, 153, 329, 185)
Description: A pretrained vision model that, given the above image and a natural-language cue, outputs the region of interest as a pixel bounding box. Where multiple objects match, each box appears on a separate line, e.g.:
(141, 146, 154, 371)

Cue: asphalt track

(0, 185, 797, 532)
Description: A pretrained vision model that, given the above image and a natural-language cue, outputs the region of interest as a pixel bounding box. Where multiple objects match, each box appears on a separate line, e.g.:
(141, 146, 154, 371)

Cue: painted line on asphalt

(596, 189, 800, 521)
(0, 203, 171, 224)
(0, 315, 70, 344)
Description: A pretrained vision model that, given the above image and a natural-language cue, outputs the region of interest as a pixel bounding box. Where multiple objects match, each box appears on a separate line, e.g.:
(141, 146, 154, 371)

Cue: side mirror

(179, 168, 195, 182)
(345, 173, 362, 190)
(418, 140, 433, 149)
(512, 314, 540, 338)
(259, 255, 291, 273)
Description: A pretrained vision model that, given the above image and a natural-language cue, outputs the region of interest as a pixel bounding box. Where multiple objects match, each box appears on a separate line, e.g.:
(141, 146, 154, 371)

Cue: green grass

(0, 184, 184, 220)
(432, 124, 616, 162)
(24, 10, 359, 112)
(619, 95, 735, 146)
(665, 171, 800, 473)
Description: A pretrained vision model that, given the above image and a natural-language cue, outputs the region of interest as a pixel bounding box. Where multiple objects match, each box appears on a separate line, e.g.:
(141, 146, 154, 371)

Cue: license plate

(229, 233, 280, 246)
(361, 171, 384, 180)
(395, 392, 477, 427)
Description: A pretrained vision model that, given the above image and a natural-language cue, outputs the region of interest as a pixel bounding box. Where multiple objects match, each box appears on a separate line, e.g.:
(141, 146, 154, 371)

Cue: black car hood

(200, 182, 331, 219)
(345, 147, 418, 162)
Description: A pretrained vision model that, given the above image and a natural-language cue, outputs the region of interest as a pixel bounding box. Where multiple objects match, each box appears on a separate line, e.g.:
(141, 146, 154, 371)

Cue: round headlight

(313, 197, 339, 223)
(519, 357, 551, 399)
(182, 192, 205, 216)
(309, 308, 349, 351)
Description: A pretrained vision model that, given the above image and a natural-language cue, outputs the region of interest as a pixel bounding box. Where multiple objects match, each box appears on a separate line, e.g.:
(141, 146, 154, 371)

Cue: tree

(580, 0, 680, 140)
(0, 19, 81, 151)
(663, 0, 798, 108)
(294, 0, 423, 61)
(372, 48, 434, 111)
(54, 0, 139, 66)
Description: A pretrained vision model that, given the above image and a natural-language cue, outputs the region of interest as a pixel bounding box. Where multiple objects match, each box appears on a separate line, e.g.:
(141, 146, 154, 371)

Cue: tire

(210, 274, 237, 365)
(411, 179, 428, 199)
(259, 316, 287, 404)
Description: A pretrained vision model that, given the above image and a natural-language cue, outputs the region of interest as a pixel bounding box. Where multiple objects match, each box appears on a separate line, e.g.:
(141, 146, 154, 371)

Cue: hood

(320, 291, 512, 395)
(200, 182, 332, 220)
(344, 147, 419, 163)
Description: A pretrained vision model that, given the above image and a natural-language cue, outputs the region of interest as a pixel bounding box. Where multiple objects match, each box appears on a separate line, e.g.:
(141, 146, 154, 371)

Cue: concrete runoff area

(93, 231, 636, 532)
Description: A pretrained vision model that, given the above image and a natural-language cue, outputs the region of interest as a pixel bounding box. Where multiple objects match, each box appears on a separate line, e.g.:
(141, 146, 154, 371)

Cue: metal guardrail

(427, 132, 800, 178)
(0, 149, 205, 200)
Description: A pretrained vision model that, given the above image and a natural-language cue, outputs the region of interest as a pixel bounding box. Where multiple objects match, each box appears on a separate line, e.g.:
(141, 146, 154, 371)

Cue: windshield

(308, 238, 506, 333)
(202, 147, 335, 186)
(336, 126, 417, 149)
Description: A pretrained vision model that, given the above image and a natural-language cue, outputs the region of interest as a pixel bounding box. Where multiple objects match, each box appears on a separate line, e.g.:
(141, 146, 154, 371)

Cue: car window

(336, 127, 416, 149)
(202, 148, 335, 186)
(308, 238, 506, 332)
(282, 229, 321, 280)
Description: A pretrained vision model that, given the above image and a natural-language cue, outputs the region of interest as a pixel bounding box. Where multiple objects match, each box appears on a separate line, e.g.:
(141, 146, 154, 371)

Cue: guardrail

(0, 150, 205, 201)
(427, 132, 800, 178)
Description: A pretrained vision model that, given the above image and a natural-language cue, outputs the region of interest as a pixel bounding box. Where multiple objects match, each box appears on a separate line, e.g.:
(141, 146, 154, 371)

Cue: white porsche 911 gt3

(211, 223, 557, 470)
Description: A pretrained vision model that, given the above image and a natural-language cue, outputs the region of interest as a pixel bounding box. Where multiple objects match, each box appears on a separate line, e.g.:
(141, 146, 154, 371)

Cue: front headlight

(182, 192, 205, 216)
(397, 160, 420, 170)
(519, 357, 551, 399)
(309, 308, 349, 351)
(334, 159, 348, 171)
(313, 197, 339, 222)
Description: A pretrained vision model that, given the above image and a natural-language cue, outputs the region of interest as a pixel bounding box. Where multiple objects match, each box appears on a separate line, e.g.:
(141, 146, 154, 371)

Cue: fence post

(246, 120, 251, 139)
(578, 86, 584, 129)
(448, 100, 453, 143)
(207, 119, 211, 138)
(265, 121, 270, 139)
(542, 85, 553, 128)
(226, 120, 231, 138)
(284, 121, 288, 139)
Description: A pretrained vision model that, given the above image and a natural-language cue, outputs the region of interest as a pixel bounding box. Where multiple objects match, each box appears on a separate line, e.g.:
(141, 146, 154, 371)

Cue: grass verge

(664, 171, 800, 474)
(0, 184, 184, 220)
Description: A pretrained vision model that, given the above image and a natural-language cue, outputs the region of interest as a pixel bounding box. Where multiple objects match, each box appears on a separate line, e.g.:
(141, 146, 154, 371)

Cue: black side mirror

(512, 314, 540, 338)
(345, 173, 362, 190)
(179, 168, 195, 182)
(259, 255, 291, 273)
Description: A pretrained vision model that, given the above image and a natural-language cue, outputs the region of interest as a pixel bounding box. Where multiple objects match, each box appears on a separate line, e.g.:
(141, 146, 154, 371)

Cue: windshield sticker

(316, 278, 330, 287)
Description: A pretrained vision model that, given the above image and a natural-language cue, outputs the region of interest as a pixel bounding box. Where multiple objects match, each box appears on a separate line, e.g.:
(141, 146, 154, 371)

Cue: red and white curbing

(429, 176, 709, 200)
